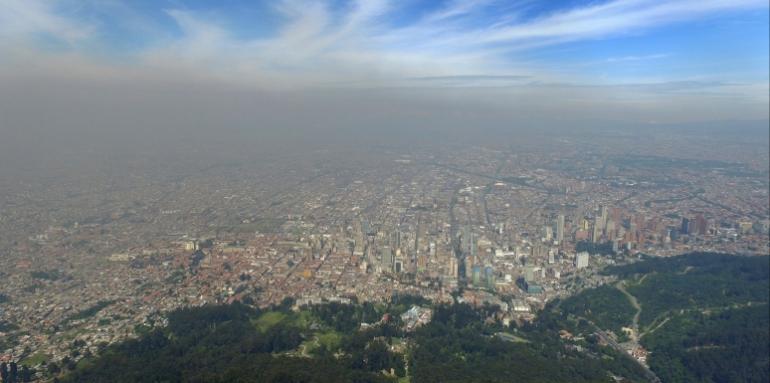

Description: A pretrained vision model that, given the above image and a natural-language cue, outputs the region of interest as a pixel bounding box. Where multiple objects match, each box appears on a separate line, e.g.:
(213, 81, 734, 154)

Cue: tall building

(575, 252, 589, 269)
(592, 220, 602, 243)
(472, 265, 482, 286)
(694, 214, 708, 235)
(448, 257, 459, 278)
(381, 246, 393, 272)
(556, 214, 565, 242)
(484, 266, 495, 289)
(600, 206, 608, 229)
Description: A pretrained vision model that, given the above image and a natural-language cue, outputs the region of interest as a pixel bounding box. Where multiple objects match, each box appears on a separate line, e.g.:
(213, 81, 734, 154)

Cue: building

(511, 299, 530, 312)
(600, 206, 608, 229)
(694, 214, 708, 235)
(556, 214, 565, 243)
(484, 266, 495, 290)
(592, 218, 602, 243)
(472, 265, 482, 286)
(401, 306, 433, 332)
(575, 251, 589, 269)
(524, 280, 543, 294)
(381, 246, 393, 272)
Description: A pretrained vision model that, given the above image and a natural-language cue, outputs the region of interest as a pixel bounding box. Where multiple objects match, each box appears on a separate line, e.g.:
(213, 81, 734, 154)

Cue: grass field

(316, 331, 342, 349)
(253, 311, 287, 332)
(21, 352, 48, 366)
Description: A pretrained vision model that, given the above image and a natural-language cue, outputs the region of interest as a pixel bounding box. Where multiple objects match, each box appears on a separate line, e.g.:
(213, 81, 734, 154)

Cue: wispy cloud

(605, 53, 669, 63)
(0, 0, 767, 123)
(1, 0, 766, 85)
(149, 0, 767, 86)
(0, 0, 94, 44)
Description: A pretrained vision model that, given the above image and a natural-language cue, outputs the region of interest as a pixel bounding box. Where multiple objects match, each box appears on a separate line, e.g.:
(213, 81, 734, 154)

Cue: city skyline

(0, 1, 768, 382)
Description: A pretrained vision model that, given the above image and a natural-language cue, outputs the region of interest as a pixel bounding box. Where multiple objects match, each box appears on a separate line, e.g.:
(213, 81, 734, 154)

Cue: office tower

(556, 214, 565, 242)
(576, 252, 589, 269)
(600, 205, 608, 229)
(472, 265, 482, 286)
(484, 266, 495, 289)
(381, 246, 393, 272)
(592, 220, 602, 243)
(448, 257, 459, 278)
(695, 214, 708, 235)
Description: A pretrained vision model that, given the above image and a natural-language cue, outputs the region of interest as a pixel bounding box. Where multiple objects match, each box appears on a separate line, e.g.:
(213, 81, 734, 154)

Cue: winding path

(615, 281, 641, 340)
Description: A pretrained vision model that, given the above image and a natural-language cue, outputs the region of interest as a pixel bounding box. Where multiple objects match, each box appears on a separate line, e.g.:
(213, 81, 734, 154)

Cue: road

(594, 328, 661, 383)
(615, 281, 641, 341)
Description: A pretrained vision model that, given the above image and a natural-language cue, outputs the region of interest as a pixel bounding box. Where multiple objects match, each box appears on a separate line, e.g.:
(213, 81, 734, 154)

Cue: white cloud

(0, 0, 767, 123)
(2, 0, 766, 86)
(0, 0, 93, 43)
(605, 54, 669, 63)
(470, 0, 766, 46)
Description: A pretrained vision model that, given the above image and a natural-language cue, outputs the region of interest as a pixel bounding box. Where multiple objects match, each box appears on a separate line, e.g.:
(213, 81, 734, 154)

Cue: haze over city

(0, 1, 768, 383)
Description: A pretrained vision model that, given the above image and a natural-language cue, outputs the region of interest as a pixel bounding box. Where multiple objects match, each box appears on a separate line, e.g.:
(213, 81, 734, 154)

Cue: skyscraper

(556, 214, 565, 243)
(695, 214, 708, 235)
(381, 246, 393, 272)
(592, 220, 602, 243)
(484, 266, 495, 289)
(576, 252, 589, 269)
(472, 265, 482, 286)
(600, 205, 608, 229)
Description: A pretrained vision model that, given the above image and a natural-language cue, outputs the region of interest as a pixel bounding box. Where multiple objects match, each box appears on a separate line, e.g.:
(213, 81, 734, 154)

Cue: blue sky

(0, 0, 768, 122)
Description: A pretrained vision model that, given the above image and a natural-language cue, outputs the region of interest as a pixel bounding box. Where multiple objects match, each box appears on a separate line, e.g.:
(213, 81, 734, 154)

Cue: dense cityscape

(1, 125, 767, 379)
(1, 0, 768, 382)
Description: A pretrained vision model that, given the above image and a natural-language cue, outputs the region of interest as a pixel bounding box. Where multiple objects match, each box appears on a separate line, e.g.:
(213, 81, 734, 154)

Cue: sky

(0, 0, 768, 148)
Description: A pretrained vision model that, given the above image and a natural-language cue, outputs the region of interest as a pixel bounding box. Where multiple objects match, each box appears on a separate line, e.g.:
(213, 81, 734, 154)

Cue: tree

(20, 366, 31, 383)
(47, 362, 61, 375)
(9, 362, 18, 383)
(1, 362, 8, 383)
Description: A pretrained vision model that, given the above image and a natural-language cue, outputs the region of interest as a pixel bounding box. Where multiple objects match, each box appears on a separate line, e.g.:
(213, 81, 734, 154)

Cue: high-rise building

(592, 220, 602, 243)
(484, 266, 495, 289)
(680, 217, 691, 234)
(556, 214, 565, 242)
(576, 252, 589, 269)
(694, 214, 708, 235)
(381, 246, 393, 272)
(600, 206, 608, 229)
(472, 265, 482, 286)
(448, 257, 459, 278)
